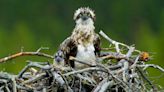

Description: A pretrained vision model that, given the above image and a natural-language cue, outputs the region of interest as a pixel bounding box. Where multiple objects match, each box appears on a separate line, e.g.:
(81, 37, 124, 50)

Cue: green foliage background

(0, 0, 164, 86)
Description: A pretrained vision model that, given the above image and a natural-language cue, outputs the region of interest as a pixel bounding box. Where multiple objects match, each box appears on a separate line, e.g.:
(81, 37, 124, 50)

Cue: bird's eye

(76, 14, 81, 20)
(87, 13, 91, 17)
(79, 13, 83, 16)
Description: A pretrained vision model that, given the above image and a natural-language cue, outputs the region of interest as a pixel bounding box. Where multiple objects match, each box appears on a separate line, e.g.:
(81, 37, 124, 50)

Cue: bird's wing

(55, 37, 77, 66)
(93, 33, 101, 56)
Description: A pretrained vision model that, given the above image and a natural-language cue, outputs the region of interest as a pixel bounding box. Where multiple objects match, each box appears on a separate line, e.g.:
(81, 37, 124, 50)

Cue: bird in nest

(54, 7, 101, 68)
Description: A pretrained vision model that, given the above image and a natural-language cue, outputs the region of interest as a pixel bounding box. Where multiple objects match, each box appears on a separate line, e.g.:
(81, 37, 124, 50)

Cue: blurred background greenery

(0, 0, 163, 87)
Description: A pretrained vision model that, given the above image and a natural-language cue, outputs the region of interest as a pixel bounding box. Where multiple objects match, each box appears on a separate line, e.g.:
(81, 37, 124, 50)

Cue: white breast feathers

(75, 43, 96, 68)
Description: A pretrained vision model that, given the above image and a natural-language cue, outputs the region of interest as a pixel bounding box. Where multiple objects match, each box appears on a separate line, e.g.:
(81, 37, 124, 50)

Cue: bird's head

(74, 7, 95, 25)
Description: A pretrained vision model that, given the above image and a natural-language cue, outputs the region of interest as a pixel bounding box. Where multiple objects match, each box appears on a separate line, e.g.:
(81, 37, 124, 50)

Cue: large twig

(0, 48, 54, 63)
(93, 78, 108, 92)
(99, 80, 114, 92)
(22, 73, 46, 84)
(99, 30, 141, 53)
(0, 31, 163, 92)
(63, 67, 107, 76)
(138, 64, 164, 72)
(69, 56, 96, 67)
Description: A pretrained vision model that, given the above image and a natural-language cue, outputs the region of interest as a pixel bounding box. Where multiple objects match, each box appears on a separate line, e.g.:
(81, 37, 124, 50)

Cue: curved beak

(81, 15, 89, 21)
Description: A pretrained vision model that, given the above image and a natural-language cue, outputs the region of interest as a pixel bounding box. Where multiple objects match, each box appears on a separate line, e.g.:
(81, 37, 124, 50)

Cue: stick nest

(0, 31, 164, 92)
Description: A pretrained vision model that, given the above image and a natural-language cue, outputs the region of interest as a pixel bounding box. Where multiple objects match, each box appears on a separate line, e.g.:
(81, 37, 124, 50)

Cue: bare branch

(0, 51, 54, 63)
(0, 31, 163, 92)
(63, 67, 106, 76)
(99, 30, 141, 53)
(138, 64, 164, 72)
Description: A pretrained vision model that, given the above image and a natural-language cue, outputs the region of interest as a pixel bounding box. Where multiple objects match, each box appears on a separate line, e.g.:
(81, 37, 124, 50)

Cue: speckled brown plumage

(55, 7, 101, 68)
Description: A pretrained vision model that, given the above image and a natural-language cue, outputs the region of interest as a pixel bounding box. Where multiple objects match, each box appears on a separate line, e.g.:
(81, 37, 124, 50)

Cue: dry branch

(0, 31, 164, 92)
(0, 48, 54, 63)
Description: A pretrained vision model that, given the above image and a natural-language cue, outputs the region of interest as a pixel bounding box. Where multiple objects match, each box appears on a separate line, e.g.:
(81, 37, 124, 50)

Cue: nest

(0, 31, 163, 92)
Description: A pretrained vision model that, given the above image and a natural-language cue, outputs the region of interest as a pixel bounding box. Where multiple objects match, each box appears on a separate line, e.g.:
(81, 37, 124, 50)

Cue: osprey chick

(55, 7, 101, 68)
